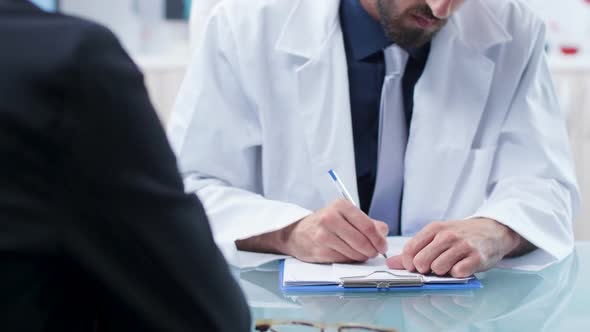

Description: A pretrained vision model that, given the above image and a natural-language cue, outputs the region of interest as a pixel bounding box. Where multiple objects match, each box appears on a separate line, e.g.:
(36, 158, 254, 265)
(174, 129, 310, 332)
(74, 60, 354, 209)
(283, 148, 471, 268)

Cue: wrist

(505, 229, 535, 257)
(491, 219, 524, 257)
(277, 220, 300, 256)
(504, 226, 523, 256)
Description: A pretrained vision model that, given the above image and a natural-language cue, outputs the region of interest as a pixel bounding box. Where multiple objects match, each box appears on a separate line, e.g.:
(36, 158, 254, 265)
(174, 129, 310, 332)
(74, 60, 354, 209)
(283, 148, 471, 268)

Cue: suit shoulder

(39, 13, 119, 45)
(65, 17, 121, 52)
(31, 13, 124, 63)
(59, 17, 130, 72)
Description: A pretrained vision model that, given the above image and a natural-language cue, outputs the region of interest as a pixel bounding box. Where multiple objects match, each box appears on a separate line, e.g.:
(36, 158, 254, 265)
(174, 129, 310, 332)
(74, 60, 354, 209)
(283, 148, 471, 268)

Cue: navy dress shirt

(340, 0, 430, 217)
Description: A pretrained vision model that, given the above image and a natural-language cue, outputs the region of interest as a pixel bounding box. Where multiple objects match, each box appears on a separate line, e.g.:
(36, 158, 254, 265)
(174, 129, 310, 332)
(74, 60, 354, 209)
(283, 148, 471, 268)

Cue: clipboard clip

(339, 271, 424, 289)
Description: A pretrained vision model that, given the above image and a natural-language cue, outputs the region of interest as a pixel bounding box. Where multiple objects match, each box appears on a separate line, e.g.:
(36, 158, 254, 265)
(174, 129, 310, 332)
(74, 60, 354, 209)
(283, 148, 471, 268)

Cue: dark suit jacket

(0, 1, 251, 331)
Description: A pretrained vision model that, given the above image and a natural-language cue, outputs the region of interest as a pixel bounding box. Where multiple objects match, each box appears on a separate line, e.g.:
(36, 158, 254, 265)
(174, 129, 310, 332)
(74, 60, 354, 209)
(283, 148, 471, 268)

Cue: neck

(359, 0, 380, 22)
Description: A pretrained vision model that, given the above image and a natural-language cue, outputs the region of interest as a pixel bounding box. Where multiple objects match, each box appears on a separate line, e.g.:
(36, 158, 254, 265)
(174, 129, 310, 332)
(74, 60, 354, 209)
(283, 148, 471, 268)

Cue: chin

(389, 31, 433, 49)
(402, 21, 446, 46)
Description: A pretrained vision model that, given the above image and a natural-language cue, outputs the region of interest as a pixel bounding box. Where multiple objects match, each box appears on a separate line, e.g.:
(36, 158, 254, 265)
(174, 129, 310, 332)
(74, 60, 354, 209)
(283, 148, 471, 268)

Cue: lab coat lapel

(276, 0, 359, 206)
(403, 20, 496, 232)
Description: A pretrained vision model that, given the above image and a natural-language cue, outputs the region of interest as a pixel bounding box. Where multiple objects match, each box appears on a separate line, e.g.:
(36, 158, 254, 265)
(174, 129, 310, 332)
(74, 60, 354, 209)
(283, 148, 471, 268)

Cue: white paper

(333, 260, 472, 284)
(233, 237, 412, 269)
(283, 237, 472, 287)
(235, 236, 557, 273)
(236, 251, 288, 269)
(283, 259, 339, 286)
(283, 257, 471, 287)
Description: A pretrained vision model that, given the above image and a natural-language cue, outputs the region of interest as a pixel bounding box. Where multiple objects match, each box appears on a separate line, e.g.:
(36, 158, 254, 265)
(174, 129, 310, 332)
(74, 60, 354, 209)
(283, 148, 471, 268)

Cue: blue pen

(328, 169, 388, 259)
(328, 169, 357, 207)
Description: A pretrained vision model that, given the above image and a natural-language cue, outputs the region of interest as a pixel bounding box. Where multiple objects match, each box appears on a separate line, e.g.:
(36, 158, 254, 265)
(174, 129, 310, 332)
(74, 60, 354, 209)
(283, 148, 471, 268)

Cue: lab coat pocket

(445, 146, 498, 220)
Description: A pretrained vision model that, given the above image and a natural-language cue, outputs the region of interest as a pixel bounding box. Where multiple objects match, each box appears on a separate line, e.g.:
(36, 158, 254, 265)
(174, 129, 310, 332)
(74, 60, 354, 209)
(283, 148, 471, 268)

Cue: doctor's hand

(281, 199, 389, 263)
(386, 218, 534, 278)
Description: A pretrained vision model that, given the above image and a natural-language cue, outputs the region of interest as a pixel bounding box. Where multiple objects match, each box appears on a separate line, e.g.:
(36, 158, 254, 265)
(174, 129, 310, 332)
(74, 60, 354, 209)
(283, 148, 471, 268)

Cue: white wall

(60, 0, 189, 56)
(524, 0, 590, 58)
(60, 0, 142, 53)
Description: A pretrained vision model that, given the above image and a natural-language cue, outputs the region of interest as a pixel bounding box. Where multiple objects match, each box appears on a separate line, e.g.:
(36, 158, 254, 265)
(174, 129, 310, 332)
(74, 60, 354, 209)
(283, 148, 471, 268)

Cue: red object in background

(560, 46, 580, 55)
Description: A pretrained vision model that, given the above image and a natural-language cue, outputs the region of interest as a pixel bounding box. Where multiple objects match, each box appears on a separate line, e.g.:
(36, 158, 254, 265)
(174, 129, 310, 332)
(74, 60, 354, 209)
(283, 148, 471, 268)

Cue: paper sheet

(284, 256, 471, 287)
(233, 237, 411, 269)
(283, 238, 472, 286)
(236, 251, 288, 269)
(332, 260, 472, 284)
(283, 259, 339, 286)
(235, 236, 559, 272)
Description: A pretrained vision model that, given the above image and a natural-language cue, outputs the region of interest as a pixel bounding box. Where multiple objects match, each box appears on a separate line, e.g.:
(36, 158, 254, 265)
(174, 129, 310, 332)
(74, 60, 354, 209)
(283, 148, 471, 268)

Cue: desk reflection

(240, 253, 578, 331)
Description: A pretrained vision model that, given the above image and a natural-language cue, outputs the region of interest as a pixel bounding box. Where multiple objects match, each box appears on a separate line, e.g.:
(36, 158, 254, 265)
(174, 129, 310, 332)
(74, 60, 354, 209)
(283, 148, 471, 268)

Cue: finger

(450, 254, 482, 278)
(413, 235, 454, 274)
(386, 255, 404, 269)
(374, 220, 389, 254)
(430, 245, 471, 276)
(337, 202, 388, 254)
(332, 218, 379, 258)
(341, 206, 388, 254)
(326, 232, 369, 262)
(375, 220, 389, 237)
(402, 249, 417, 273)
(401, 222, 445, 272)
(404, 222, 445, 258)
(317, 247, 356, 264)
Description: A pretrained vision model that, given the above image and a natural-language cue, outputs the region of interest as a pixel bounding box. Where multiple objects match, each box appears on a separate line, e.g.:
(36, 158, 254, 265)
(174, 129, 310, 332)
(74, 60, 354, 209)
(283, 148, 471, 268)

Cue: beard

(376, 0, 447, 49)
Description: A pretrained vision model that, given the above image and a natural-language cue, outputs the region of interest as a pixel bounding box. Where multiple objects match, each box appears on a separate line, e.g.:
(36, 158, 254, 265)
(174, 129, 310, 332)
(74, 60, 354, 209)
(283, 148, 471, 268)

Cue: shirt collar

(339, 0, 430, 62)
(340, 0, 391, 61)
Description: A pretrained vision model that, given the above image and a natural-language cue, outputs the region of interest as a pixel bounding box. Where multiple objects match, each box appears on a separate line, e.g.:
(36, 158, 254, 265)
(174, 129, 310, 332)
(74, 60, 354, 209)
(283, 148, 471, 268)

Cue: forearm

(235, 222, 297, 255)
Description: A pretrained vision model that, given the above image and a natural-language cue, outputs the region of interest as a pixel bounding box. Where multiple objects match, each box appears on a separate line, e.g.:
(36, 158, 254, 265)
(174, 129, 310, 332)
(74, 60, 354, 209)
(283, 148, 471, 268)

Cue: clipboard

(279, 260, 483, 293)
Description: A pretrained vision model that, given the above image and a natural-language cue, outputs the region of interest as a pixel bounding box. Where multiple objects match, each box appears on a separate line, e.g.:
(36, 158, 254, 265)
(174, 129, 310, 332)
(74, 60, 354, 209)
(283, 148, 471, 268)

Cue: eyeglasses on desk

(255, 319, 398, 332)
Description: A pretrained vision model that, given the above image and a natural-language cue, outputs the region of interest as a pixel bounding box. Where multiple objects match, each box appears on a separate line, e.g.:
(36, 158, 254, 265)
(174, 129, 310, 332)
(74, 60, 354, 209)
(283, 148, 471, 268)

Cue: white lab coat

(188, 0, 220, 51)
(168, 0, 580, 267)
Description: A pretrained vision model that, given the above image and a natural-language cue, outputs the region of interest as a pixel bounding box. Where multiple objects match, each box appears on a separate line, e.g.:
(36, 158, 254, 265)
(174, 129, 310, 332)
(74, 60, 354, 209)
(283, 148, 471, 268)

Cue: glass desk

(237, 243, 590, 331)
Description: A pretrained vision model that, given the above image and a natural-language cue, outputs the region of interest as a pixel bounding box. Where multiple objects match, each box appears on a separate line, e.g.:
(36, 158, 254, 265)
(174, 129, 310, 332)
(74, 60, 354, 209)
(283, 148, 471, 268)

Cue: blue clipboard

(279, 260, 483, 294)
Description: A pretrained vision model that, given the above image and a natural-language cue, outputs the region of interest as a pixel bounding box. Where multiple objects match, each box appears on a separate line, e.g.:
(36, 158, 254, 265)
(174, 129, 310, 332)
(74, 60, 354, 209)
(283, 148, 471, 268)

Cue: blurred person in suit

(0, 0, 251, 331)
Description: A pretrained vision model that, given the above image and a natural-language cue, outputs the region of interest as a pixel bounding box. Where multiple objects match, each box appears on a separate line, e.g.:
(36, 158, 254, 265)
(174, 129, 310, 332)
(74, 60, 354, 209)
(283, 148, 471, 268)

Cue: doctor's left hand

(386, 218, 534, 278)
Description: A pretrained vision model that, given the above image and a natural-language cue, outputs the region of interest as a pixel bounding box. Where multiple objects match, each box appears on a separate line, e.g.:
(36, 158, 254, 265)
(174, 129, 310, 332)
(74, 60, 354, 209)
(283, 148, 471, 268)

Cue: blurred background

(31, 0, 590, 240)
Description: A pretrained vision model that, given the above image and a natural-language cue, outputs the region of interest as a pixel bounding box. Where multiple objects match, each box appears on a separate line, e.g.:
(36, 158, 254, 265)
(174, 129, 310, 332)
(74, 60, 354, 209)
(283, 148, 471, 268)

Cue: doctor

(169, 0, 579, 277)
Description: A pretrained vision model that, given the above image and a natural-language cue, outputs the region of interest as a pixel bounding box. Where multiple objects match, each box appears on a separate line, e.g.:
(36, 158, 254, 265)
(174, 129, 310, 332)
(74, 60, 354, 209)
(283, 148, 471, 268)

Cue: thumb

(386, 255, 405, 270)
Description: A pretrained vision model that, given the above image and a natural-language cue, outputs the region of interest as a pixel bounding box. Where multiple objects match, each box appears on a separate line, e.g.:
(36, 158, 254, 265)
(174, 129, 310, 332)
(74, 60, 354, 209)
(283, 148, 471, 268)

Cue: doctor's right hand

(281, 199, 389, 263)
